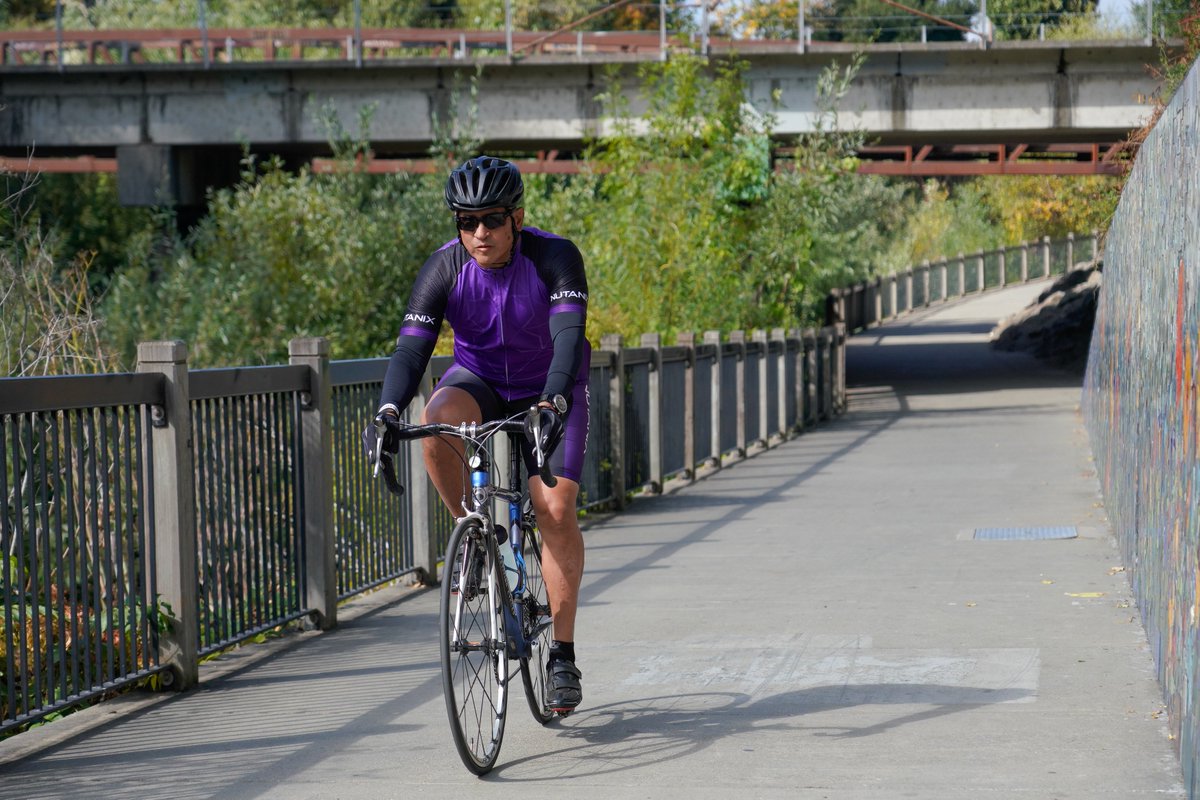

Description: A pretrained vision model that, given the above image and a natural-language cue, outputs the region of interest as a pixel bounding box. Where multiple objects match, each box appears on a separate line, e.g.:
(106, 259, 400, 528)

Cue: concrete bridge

(0, 37, 1168, 202)
(0, 281, 1183, 797)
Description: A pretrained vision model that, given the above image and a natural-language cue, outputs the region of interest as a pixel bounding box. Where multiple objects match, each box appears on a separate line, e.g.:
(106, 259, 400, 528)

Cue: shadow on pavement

(494, 684, 1031, 781)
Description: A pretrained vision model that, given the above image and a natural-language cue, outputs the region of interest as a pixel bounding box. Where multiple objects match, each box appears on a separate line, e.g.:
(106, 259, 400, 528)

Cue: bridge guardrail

(0, 323, 844, 736)
(826, 231, 1101, 333)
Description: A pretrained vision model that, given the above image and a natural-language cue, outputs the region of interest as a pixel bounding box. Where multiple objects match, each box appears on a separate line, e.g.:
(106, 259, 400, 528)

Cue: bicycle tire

(440, 519, 508, 774)
(519, 524, 556, 725)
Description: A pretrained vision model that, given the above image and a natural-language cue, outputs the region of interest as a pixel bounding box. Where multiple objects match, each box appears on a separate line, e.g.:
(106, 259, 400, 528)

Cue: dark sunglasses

(454, 211, 510, 232)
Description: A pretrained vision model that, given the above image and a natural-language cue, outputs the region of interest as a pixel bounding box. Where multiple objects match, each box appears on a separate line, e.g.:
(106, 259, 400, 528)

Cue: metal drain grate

(973, 526, 1078, 541)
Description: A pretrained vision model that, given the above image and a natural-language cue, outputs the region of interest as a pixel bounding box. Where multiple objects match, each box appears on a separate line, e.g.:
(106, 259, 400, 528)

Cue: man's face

(456, 206, 524, 269)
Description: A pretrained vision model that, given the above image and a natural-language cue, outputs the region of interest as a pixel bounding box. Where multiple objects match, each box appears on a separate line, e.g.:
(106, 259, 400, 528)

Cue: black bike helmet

(444, 155, 524, 212)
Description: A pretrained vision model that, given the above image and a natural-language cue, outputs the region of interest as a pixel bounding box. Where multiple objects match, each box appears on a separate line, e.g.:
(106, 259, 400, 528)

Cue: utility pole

(505, 0, 513, 57)
(198, 0, 210, 68)
(798, 0, 806, 54)
(55, 0, 63, 72)
(354, 0, 363, 67)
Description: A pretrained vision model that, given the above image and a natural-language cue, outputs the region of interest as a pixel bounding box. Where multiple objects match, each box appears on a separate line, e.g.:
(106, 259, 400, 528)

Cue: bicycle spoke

(520, 525, 556, 725)
(440, 522, 507, 774)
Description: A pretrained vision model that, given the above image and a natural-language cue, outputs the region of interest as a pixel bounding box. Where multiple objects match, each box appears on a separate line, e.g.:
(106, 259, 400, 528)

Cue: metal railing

(189, 366, 309, 656)
(1, 323, 844, 734)
(1, 12, 1186, 70)
(0, 374, 168, 735)
(827, 231, 1101, 333)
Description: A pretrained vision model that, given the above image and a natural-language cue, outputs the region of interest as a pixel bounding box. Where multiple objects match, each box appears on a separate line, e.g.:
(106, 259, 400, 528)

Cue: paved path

(0, 281, 1184, 798)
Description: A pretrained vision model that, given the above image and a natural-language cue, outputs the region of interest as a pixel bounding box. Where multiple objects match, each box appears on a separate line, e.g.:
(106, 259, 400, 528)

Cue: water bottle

(498, 524, 520, 591)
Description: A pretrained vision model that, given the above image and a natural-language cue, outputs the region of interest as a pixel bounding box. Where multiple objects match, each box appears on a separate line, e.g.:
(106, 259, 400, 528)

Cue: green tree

(101, 106, 454, 368)
(22, 173, 157, 295)
(0, 0, 56, 26)
(806, 0, 979, 42)
(988, 0, 1097, 39)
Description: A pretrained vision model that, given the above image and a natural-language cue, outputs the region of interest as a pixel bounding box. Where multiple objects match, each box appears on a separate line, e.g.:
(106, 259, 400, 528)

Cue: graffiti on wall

(1083, 59, 1200, 795)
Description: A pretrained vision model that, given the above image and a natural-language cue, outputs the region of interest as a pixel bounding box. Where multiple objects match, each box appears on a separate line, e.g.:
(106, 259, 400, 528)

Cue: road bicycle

(372, 407, 561, 775)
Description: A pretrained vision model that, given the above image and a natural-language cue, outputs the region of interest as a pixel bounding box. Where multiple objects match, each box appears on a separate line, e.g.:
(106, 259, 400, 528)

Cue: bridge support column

(117, 144, 203, 207)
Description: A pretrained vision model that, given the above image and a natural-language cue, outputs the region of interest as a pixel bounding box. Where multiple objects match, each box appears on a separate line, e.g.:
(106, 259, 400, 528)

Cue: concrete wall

(0, 41, 1162, 153)
(1082, 57, 1200, 796)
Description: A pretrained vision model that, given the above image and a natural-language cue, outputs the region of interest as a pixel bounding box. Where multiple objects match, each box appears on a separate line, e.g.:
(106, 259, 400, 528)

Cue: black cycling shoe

(547, 658, 582, 714)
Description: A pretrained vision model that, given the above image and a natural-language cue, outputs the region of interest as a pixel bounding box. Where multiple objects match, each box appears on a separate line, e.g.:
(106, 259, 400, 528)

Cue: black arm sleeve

(535, 235, 589, 410)
(379, 335, 437, 415)
(543, 311, 586, 404)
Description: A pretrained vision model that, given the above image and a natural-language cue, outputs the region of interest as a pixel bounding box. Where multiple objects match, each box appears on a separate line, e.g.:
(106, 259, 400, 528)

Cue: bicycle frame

(456, 431, 535, 658)
(387, 414, 546, 655)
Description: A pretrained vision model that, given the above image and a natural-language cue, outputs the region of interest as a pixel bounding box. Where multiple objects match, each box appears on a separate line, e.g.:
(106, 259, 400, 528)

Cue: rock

(990, 260, 1103, 369)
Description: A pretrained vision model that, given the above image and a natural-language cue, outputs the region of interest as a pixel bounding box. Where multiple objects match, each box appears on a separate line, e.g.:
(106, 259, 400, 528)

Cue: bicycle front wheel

(440, 519, 509, 774)
(519, 524, 556, 725)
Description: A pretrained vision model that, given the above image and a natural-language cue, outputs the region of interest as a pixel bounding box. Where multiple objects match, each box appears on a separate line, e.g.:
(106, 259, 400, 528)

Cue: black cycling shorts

(434, 364, 589, 484)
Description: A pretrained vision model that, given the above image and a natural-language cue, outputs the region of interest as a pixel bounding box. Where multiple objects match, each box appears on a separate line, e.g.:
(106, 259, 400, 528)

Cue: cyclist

(365, 155, 588, 714)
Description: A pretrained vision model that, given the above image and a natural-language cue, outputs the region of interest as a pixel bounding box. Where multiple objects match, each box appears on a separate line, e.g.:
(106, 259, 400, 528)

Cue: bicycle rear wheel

(440, 519, 509, 774)
(519, 524, 556, 725)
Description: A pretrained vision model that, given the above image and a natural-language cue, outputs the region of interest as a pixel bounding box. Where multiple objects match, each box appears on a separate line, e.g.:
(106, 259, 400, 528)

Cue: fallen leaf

(1108, 566, 1126, 575)
(1065, 592, 1106, 598)
(1042, 579, 1055, 585)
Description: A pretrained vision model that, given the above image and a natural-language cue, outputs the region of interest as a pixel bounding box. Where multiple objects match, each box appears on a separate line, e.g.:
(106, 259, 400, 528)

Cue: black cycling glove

(362, 412, 403, 463)
(363, 413, 406, 496)
(524, 407, 565, 464)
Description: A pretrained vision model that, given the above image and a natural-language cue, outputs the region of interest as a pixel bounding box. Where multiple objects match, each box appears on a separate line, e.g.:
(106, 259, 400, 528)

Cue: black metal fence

(0, 325, 844, 734)
(0, 374, 167, 735)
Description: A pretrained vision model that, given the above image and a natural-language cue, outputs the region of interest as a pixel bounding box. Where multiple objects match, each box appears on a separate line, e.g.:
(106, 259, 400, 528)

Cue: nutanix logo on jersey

(404, 313, 437, 326)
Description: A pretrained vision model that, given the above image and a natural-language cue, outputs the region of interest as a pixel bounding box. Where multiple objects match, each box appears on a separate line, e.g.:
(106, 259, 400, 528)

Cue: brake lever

(530, 406, 558, 489)
(372, 417, 387, 478)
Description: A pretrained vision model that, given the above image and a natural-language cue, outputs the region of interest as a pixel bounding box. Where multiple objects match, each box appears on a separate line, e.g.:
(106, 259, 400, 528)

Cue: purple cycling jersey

(380, 226, 590, 415)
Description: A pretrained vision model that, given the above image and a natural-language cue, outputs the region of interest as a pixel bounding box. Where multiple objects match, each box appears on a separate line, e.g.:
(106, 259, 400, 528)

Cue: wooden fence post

(752, 330, 769, 446)
(703, 330, 723, 468)
(408, 368, 436, 583)
(729, 330, 748, 457)
(601, 334, 626, 509)
(136, 340, 199, 690)
(641, 332, 663, 494)
(771, 328, 788, 439)
(677, 331, 697, 482)
(289, 337, 337, 629)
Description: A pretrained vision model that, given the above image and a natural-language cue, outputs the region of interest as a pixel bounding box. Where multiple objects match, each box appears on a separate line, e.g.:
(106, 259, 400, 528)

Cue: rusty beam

(0, 156, 117, 173)
(856, 160, 1126, 176)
